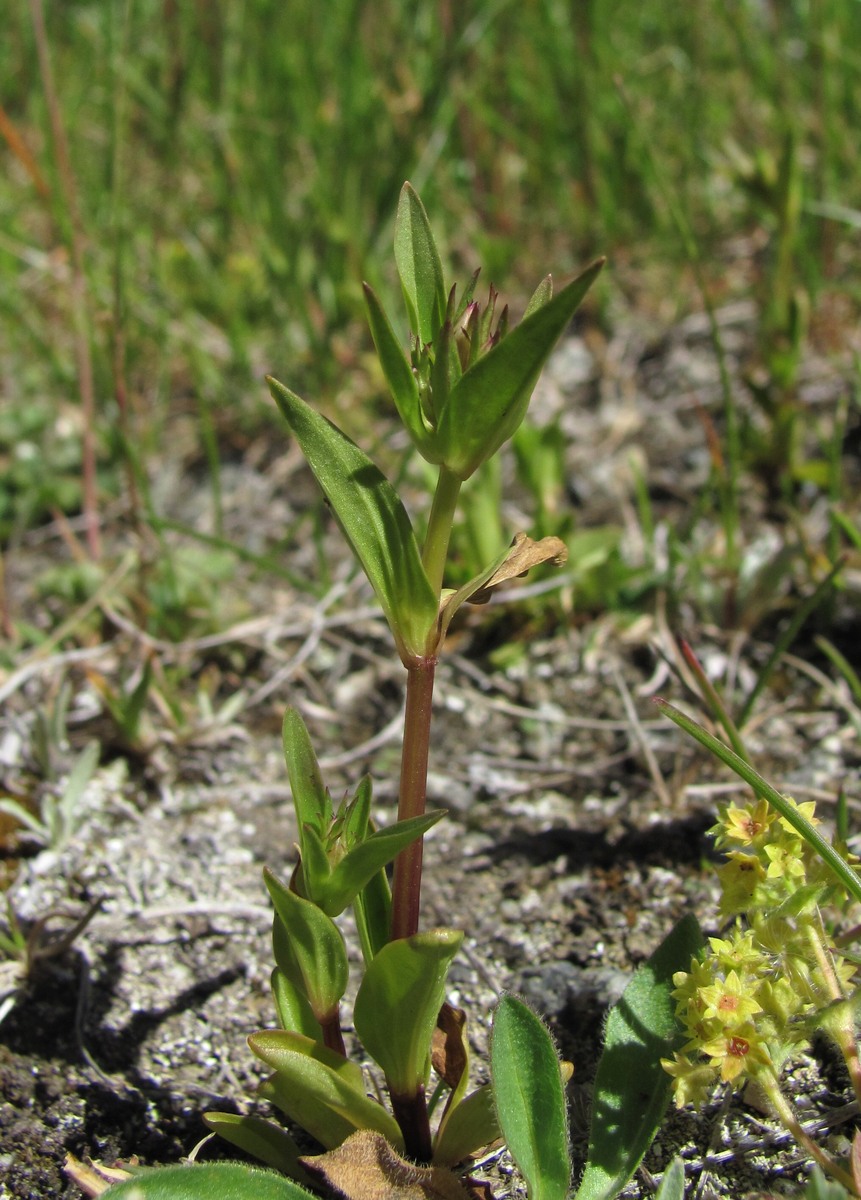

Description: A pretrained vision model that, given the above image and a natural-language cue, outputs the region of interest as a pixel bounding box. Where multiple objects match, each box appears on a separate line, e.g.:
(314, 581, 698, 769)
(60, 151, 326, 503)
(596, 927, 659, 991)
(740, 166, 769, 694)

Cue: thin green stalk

(390, 656, 437, 942)
(656, 698, 861, 905)
(762, 1077, 856, 1193)
(422, 465, 462, 600)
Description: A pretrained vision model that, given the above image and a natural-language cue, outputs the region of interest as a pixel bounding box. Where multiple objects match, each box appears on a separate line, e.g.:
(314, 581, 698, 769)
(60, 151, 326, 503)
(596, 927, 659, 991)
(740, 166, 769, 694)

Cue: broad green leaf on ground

(574, 914, 704, 1200)
(491, 995, 570, 1200)
(100, 1162, 315, 1199)
(268, 377, 438, 662)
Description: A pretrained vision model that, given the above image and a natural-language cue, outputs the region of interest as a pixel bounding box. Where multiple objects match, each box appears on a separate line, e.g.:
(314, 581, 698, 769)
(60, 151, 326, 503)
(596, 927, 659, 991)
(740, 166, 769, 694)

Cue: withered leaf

(467, 533, 567, 605)
(301, 1130, 471, 1200)
(63, 1154, 133, 1197)
(431, 1003, 467, 1091)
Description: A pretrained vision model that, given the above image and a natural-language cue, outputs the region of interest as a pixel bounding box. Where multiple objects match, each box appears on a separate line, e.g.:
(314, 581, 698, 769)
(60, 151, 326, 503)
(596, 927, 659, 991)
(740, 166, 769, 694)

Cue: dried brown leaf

(300, 1130, 471, 1200)
(431, 1003, 467, 1091)
(468, 533, 567, 605)
(63, 1154, 132, 1197)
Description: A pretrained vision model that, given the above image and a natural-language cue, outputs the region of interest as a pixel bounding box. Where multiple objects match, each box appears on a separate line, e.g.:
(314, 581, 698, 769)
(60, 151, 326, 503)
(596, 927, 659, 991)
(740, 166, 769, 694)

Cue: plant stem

(319, 1009, 347, 1059)
(390, 1088, 433, 1164)
(422, 466, 462, 599)
(390, 655, 436, 942)
(764, 1076, 857, 1193)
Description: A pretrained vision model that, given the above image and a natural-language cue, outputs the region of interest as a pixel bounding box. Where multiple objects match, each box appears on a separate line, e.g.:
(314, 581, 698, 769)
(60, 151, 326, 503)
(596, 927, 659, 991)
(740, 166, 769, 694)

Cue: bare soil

(2, 302, 860, 1199)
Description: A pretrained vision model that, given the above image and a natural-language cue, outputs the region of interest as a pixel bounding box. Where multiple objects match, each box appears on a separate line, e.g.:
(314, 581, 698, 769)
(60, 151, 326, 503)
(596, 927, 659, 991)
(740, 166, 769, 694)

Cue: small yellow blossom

(776, 798, 819, 835)
(698, 969, 763, 1027)
(701, 1024, 769, 1084)
(719, 799, 773, 848)
(661, 1053, 716, 1109)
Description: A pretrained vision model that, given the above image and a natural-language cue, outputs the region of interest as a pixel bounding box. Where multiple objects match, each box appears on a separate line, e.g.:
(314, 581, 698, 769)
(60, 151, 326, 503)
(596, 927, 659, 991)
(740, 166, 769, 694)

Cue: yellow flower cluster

(662, 796, 857, 1108)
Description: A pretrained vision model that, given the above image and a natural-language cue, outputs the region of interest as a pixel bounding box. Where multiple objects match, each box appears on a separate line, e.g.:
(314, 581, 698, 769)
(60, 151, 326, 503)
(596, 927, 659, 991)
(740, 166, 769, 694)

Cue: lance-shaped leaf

(364, 283, 442, 463)
(435, 259, 605, 481)
(271, 967, 323, 1040)
(203, 1111, 306, 1178)
(491, 996, 571, 1200)
(251, 1030, 405, 1151)
(268, 377, 438, 663)
(574, 914, 704, 1200)
(353, 863, 392, 964)
(433, 1082, 501, 1168)
(265, 870, 348, 1022)
(354, 928, 463, 1096)
(305, 810, 447, 917)
(282, 708, 331, 837)
(395, 182, 447, 346)
(96, 1162, 315, 1199)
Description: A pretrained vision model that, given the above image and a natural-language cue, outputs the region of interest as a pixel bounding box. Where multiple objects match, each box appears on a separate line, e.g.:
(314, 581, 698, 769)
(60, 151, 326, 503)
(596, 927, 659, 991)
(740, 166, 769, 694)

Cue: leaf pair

(369, 184, 605, 483)
(282, 708, 444, 925)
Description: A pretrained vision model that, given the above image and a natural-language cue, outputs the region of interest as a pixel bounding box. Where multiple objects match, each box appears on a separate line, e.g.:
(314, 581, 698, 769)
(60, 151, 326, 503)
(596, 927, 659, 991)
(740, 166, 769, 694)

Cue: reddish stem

(390, 656, 437, 942)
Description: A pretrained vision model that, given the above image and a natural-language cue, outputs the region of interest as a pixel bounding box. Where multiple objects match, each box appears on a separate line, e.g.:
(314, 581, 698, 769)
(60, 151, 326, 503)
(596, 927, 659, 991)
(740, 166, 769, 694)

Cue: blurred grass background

(1, 0, 860, 627)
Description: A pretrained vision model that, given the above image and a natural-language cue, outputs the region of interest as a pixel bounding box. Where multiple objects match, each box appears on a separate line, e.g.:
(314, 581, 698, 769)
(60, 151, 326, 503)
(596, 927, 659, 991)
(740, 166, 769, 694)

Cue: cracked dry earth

(2, 301, 861, 1199)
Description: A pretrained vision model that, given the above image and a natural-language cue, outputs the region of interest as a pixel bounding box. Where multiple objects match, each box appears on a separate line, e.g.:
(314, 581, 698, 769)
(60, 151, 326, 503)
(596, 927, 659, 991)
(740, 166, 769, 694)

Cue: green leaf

(395, 182, 447, 345)
(102, 1162, 314, 1199)
(282, 708, 331, 837)
(654, 1157, 686, 1200)
(251, 1029, 405, 1151)
(268, 378, 438, 662)
(574, 914, 704, 1200)
(353, 863, 392, 964)
(316, 810, 446, 916)
(491, 996, 570, 1200)
(363, 283, 440, 463)
(271, 967, 323, 1040)
(354, 928, 463, 1095)
(202, 1112, 305, 1178)
(436, 259, 605, 481)
(264, 870, 348, 1022)
(523, 274, 553, 319)
(433, 1083, 500, 1167)
(655, 699, 861, 905)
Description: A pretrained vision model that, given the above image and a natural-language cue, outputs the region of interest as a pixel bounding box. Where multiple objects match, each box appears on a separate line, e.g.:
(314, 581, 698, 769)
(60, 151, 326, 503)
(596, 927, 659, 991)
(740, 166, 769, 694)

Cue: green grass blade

(574, 914, 703, 1200)
(655, 699, 861, 905)
(491, 995, 570, 1200)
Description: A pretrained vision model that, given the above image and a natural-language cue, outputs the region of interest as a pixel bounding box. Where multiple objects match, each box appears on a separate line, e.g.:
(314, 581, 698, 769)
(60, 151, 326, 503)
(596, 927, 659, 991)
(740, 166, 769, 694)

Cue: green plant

(657, 699, 861, 1195)
(85, 186, 693, 1200)
(0, 739, 99, 852)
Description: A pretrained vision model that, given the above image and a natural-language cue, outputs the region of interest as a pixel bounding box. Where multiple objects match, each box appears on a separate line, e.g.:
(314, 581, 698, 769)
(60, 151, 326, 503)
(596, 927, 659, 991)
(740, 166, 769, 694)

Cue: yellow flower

(698, 969, 763, 1027)
(662, 1053, 716, 1109)
(719, 799, 773, 848)
(717, 852, 766, 914)
(701, 1024, 770, 1084)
